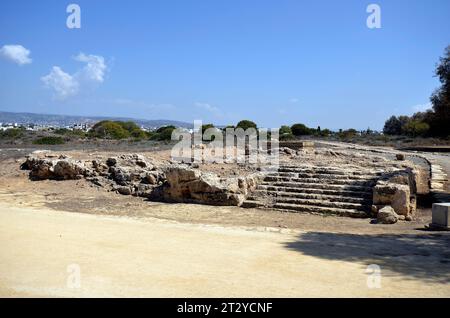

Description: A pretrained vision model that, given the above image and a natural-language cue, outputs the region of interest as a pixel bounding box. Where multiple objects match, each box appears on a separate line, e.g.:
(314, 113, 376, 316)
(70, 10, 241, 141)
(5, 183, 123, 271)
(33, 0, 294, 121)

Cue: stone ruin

(20, 142, 431, 224)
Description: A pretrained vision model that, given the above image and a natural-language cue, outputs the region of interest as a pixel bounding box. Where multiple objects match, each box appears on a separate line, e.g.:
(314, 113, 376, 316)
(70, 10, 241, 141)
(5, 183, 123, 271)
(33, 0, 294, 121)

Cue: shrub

(279, 125, 292, 136)
(0, 128, 25, 139)
(236, 120, 257, 131)
(319, 128, 332, 137)
(150, 125, 176, 141)
(89, 120, 147, 140)
(291, 123, 312, 136)
(33, 136, 65, 145)
(339, 129, 358, 139)
(402, 120, 430, 137)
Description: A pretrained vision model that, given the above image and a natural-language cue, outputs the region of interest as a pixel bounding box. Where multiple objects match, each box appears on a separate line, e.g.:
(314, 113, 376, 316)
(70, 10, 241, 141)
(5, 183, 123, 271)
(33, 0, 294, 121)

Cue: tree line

(383, 45, 450, 138)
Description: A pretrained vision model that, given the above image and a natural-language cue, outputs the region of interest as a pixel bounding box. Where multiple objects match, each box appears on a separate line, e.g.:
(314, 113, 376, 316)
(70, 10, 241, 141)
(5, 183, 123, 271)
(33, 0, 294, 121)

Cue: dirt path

(1, 203, 449, 298)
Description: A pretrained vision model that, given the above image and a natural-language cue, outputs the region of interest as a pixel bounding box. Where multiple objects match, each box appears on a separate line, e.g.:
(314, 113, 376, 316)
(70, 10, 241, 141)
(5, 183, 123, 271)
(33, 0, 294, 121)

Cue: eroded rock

(377, 206, 399, 224)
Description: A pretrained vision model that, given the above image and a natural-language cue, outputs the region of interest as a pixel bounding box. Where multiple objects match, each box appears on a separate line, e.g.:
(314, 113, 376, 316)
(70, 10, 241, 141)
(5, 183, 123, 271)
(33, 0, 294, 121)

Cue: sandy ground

(0, 148, 450, 297)
(1, 203, 449, 298)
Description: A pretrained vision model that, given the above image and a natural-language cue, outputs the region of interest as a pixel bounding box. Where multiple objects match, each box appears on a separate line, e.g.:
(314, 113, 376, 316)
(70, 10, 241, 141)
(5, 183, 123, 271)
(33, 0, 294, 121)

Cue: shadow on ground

(284, 232, 450, 283)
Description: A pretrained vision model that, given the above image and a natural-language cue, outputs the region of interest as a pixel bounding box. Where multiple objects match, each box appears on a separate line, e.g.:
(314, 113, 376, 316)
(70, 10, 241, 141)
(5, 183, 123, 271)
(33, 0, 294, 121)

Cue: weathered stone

(373, 182, 410, 216)
(117, 186, 132, 195)
(161, 167, 261, 206)
(106, 157, 117, 167)
(396, 153, 406, 161)
(377, 206, 399, 224)
(143, 173, 158, 185)
(431, 203, 450, 229)
(53, 160, 87, 180)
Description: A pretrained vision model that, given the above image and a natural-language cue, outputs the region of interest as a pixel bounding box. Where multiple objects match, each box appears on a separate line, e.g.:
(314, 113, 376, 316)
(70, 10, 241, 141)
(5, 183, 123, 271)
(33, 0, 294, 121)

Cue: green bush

(33, 136, 65, 145)
(150, 125, 176, 141)
(88, 120, 147, 140)
(402, 120, 430, 137)
(291, 123, 312, 136)
(54, 128, 87, 138)
(0, 128, 25, 139)
(339, 129, 358, 139)
(236, 120, 257, 131)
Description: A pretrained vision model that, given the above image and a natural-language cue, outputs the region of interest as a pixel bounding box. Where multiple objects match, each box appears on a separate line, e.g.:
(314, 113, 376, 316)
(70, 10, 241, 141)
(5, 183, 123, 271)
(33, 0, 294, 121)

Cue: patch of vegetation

(54, 128, 87, 138)
(149, 125, 176, 141)
(0, 128, 25, 139)
(291, 123, 312, 136)
(279, 125, 294, 140)
(88, 120, 147, 140)
(384, 45, 450, 138)
(33, 136, 65, 145)
(236, 120, 257, 131)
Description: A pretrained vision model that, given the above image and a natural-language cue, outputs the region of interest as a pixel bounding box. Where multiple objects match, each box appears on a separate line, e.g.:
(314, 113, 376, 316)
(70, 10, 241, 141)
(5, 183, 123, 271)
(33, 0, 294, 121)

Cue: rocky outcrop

(373, 168, 418, 218)
(21, 152, 265, 207)
(377, 206, 399, 224)
(21, 154, 89, 180)
(162, 166, 264, 206)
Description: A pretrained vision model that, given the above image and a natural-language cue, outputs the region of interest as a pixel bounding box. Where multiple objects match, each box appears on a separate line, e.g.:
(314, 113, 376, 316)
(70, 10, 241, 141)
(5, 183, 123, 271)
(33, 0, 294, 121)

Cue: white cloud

(74, 53, 107, 83)
(41, 52, 107, 99)
(194, 102, 221, 115)
(289, 98, 299, 103)
(412, 102, 432, 113)
(41, 66, 79, 99)
(0, 44, 32, 65)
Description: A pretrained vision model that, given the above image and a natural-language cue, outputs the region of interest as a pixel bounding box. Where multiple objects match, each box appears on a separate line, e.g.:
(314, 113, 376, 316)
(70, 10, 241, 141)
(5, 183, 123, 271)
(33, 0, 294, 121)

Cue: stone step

(250, 189, 372, 204)
(257, 184, 373, 198)
(247, 195, 369, 211)
(242, 200, 369, 218)
(278, 166, 382, 176)
(272, 171, 380, 181)
(264, 176, 376, 186)
(260, 181, 373, 193)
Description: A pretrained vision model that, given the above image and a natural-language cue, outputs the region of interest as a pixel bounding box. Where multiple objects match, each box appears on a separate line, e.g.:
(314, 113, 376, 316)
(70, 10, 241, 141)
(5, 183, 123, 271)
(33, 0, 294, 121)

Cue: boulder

(377, 206, 399, 224)
(53, 159, 87, 180)
(21, 156, 89, 180)
(373, 182, 411, 216)
(106, 157, 117, 167)
(162, 167, 260, 206)
(116, 186, 132, 195)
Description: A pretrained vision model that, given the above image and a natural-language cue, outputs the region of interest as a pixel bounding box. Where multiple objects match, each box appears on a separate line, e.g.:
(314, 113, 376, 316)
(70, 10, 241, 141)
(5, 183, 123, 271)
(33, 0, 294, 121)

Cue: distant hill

(0, 111, 193, 129)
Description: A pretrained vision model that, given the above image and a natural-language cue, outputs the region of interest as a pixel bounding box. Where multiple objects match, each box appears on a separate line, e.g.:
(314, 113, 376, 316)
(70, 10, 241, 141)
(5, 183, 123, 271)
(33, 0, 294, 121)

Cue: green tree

(236, 120, 257, 131)
(279, 125, 292, 136)
(383, 116, 402, 135)
(291, 123, 311, 136)
(403, 120, 430, 137)
(89, 121, 130, 139)
(429, 45, 450, 137)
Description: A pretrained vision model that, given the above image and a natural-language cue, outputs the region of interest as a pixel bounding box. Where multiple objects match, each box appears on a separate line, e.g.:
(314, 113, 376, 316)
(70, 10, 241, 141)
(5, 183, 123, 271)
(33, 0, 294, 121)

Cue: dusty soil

(1, 147, 449, 297)
(0, 152, 434, 233)
(1, 204, 449, 298)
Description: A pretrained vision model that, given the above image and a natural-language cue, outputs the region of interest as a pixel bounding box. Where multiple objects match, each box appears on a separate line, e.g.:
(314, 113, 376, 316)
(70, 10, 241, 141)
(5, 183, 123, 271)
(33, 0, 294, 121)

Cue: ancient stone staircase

(242, 165, 383, 217)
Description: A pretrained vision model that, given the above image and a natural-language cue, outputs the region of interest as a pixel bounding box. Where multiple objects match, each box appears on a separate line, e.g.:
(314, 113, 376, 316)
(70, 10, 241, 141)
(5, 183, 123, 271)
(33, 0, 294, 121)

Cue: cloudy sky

(0, 0, 449, 130)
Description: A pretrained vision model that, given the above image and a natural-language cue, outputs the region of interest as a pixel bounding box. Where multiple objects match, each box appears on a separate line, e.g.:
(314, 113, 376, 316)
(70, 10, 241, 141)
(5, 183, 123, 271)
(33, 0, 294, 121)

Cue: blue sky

(0, 0, 449, 130)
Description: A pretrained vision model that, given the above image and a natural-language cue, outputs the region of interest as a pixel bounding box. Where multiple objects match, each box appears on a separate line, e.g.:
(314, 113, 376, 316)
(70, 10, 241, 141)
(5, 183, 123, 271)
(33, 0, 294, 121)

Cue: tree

(236, 120, 257, 131)
(402, 120, 430, 137)
(151, 125, 176, 141)
(279, 125, 292, 136)
(429, 45, 450, 137)
(89, 121, 130, 139)
(291, 123, 311, 136)
(383, 116, 402, 135)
